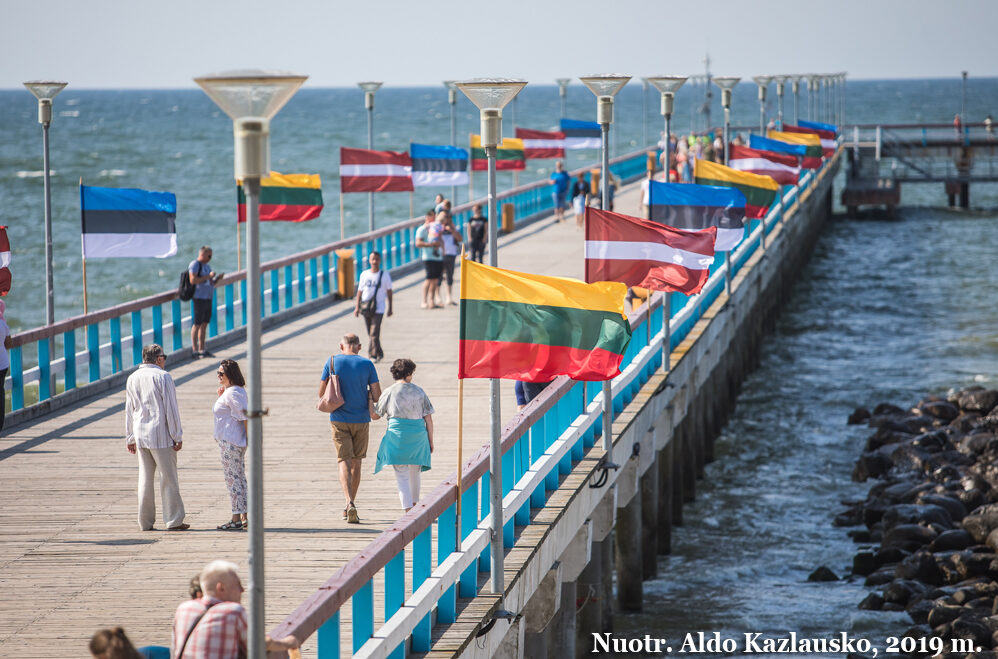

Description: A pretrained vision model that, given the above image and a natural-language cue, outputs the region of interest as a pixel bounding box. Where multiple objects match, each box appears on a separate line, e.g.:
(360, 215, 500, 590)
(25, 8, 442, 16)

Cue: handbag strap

(372, 270, 383, 295)
(176, 600, 217, 658)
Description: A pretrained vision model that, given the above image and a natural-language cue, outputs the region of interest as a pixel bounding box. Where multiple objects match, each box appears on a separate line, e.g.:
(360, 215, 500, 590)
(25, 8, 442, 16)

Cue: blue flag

(798, 119, 838, 135)
(410, 143, 469, 187)
(648, 181, 746, 252)
(560, 118, 601, 149)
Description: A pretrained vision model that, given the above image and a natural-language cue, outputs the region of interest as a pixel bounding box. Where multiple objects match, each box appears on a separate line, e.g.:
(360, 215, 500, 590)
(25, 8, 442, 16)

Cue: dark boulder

(865, 565, 898, 586)
(959, 389, 998, 414)
(961, 504, 998, 543)
(853, 451, 893, 482)
(884, 578, 931, 605)
(931, 529, 976, 551)
(874, 402, 907, 416)
(858, 592, 884, 610)
(918, 494, 968, 522)
(853, 551, 877, 576)
(952, 615, 992, 649)
(865, 424, 914, 451)
(928, 603, 965, 629)
(848, 529, 872, 542)
(895, 551, 945, 586)
(876, 546, 910, 567)
(834, 506, 864, 527)
(906, 598, 934, 624)
(882, 524, 938, 551)
(848, 407, 872, 424)
(922, 400, 961, 421)
(953, 412, 984, 433)
(807, 566, 839, 582)
(883, 504, 954, 531)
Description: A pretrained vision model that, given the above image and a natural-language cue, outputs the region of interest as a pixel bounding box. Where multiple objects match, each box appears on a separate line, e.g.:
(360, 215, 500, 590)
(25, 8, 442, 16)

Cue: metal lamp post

(556, 78, 570, 119)
(194, 69, 306, 659)
(579, 73, 631, 459)
(444, 80, 458, 203)
(752, 76, 772, 135)
(790, 74, 803, 125)
(712, 77, 740, 165)
(961, 71, 968, 123)
(840, 72, 848, 126)
(641, 78, 649, 148)
(646, 75, 685, 373)
(772, 75, 789, 129)
(358, 81, 383, 232)
(455, 77, 526, 596)
(806, 74, 819, 121)
(23, 80, 67, 343)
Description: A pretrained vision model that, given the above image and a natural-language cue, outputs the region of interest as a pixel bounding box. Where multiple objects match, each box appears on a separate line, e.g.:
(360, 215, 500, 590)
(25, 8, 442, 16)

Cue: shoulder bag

(317, 355, 345, 413)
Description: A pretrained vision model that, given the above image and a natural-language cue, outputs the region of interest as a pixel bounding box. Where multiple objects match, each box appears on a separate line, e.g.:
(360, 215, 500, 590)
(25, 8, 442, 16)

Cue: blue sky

(1, 0, 995, 88)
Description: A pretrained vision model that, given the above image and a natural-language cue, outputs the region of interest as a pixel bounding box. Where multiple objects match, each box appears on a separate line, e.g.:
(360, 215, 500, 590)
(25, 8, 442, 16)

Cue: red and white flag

(515, 127, 566, 159)
(0, 226, 11, 296)
(339, 147, 413, 193)
(728, 144, 800, 186)
(584, 207, 716, 295)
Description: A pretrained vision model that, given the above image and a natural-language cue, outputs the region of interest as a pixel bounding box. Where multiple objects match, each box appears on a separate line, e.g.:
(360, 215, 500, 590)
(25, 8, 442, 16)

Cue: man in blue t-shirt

(188, 246, 223, 359)
(319, 333, 381, 523)
(550, 160, 570, 223)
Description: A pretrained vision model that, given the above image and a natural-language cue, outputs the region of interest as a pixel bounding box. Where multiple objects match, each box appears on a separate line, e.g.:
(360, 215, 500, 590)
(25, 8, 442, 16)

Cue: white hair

(199, 560, 240, 596)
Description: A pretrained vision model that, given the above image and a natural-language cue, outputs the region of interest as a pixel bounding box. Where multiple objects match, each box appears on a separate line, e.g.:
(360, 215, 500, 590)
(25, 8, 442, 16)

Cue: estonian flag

(80, 185, 177, 258)
(648, 180, 746, 251)
(410, 144, 469, 187)
(560, 118, 601, 150)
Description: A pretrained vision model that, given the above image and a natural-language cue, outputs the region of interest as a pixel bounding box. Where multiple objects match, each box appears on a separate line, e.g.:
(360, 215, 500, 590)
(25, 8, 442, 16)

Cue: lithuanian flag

(693, 159, 779, 219)
(767, 130, 823, 169)
(470, 135, 526, 172)
(459, 257, 631, 381)
(237, 172, 323, 223)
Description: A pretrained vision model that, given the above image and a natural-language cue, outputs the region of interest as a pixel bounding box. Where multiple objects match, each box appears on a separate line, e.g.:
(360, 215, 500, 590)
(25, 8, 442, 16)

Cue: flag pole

(79, 179, 88, 314)
(237, 221, 242, 272)
(339, 193, 345, 242)
(409, 191, 414, 220)
(457, 251, 466, 515)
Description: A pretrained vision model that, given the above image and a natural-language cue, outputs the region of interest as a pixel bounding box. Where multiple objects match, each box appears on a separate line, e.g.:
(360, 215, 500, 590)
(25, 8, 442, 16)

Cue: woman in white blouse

(214, 359, 248, 530)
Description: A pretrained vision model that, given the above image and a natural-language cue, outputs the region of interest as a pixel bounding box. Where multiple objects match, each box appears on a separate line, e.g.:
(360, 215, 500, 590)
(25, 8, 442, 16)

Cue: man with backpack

(188, 246, 223, 359)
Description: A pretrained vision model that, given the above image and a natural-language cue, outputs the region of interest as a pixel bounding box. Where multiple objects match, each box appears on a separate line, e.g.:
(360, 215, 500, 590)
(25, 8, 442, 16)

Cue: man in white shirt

(125, 344, 188, 531)
(354, 252, 393, 362)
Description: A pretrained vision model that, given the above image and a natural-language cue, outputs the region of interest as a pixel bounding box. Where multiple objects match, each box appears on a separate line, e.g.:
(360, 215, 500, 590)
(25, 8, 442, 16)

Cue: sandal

(217, 520, 243, 531)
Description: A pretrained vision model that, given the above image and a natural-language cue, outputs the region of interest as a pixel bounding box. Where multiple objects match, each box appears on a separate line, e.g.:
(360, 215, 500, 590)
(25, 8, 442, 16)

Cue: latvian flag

(238, 172, 323, 223)
(80, 185, 178, 258)
(648, 180, 746, 251)
(560, 119, 601, 150)
(585, 207, 716, 295)
(515, 127, 566, 159)
(470, 135, 526, 171)
(340, 147, 413, 193)
(766, 130, 823, 169)
(410, 144, 469, 187)
(0, 227, 10, 296)
(728, 144, 800, 186)
(782, 123, 836, 156)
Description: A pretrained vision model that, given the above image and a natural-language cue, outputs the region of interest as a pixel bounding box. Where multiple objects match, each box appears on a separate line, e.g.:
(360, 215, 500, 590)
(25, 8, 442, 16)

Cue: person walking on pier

(439, 211, 463, 306)
(372, 358, 434, 512)
(188, 246, 223, 359)
(0, 300, 11, 433)
(414, 210, 444, 309)
(125, 344, 187, 531)
(213, 359, 248, 531)
(550, 160, 570, 223)
(354, 251, 393, 362)
(468, 204, 488, 263)
(570, 172, 589, 230)
(320, 333, 381, 523)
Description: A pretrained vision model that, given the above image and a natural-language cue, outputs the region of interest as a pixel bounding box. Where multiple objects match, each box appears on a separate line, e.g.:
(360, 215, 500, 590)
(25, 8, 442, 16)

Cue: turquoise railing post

(270, 270, 280, 315)
(152, 305, 164, 348)
(514, 436, 530, 526)
(240, 280, 247, 326)
(321, 253, 331, 296)
(479, 475, 491, 571)
(283, 265, 293, 310)
(297, 261, 306, 304)
(404, 226, 413, 263)
(385, 551, 406, 659)
(352, 579, 374, 654)
(171, 300, 183, 352)
(558, 397, 572, 476)
(88, 324, 101, 382)
(412, 526, 432, 652)
(354, 244, 363, 281)
(259, 273, 266, 318)
(208, 290, 219, 337)
(109, 317, 123, 374)
(224, 285, 234, 332)
(315, 610, 340, 659)
(460, 482, 478, 597)
(131, 311, 143, 365)
(571, 384, 584, 461)
(11, 346, 23, 410)
(437, 503, 457, 623)
(63, 329, 76, 392)
(309, 258, 318, 299)
(501, 446, 515, 547)
(529, 417, 547, 507)
(544, 408, 559, 491)
(375, 236, 384, 262)
(38, 338, 51, 401)
(385, 233, 394, 270)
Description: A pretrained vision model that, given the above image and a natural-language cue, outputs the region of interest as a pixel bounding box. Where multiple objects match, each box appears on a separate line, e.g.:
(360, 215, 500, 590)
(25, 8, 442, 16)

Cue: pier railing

(6, 148, 649, 418)
(264, 151, 839, 658)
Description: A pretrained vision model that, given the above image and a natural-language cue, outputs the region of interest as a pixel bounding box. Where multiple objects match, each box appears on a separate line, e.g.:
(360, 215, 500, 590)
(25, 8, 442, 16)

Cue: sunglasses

(217, 370, 226, 378)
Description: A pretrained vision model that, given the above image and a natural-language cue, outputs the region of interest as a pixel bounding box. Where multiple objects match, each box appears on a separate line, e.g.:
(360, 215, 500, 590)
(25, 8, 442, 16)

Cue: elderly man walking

(125, 344, 188, 531)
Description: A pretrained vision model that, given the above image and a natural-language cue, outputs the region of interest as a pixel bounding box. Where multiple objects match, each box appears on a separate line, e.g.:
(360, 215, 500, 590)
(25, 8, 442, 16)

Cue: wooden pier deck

(0, 183, 643, 658)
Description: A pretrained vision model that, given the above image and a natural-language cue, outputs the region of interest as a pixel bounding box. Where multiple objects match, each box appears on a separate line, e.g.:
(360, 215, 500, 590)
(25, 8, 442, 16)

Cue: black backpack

(178, 264, 198, 301)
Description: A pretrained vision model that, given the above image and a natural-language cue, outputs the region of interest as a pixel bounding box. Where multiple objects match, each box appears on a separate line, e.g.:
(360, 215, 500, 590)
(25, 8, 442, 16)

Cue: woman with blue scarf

(372, 358, 434, 511)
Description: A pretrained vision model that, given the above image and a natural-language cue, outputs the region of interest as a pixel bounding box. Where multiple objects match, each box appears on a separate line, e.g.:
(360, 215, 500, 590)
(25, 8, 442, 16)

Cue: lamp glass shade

(772, 75, 790, 86)
(443, 80, 458, 90)
(23, 81, 68, 101)
(555, 77, 571, 88)
(789, 74, 804, 84)
(455, 78, 526, 111)
(712, 76, 740, 91)
(358, 81, 383, 93)
(752, 75, 773, 89)
(647, 75, 687, 95)
(194, 70, 307, 120)
(579, 74, 631, 98)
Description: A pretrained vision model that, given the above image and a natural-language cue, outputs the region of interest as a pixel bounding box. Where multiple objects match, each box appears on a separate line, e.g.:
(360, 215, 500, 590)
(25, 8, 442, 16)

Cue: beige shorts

(330, 422, 369, 462)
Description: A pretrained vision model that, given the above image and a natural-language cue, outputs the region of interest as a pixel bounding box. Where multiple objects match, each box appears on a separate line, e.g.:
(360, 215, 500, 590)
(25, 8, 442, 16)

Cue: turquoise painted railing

(266, 149, 840, 657)
(7, 148, 651, 415)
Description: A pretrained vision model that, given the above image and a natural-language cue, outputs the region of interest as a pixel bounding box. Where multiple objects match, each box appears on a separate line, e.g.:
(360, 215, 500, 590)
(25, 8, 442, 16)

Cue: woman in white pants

(372, 359, 434, 511)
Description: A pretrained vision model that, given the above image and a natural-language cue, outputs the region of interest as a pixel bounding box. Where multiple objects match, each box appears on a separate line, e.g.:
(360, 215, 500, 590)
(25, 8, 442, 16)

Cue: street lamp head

(24, 80, 68, 124)
(579, 73, 631, 125)
(752, 75, 772, 101)
(647, 75, 687, 117)
(712, 76, 740, 108)
(556, 78, 571, 96)
(194, 69, 307, 179)
(358, 81, 383, 109)
(772, 75, 789, 95)
(443, 80, 458, 105)
(456, 77, 527, 148)
(806, 73, 820, 88)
